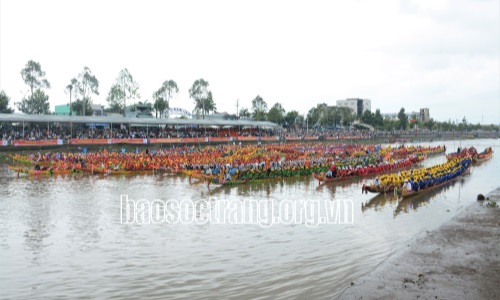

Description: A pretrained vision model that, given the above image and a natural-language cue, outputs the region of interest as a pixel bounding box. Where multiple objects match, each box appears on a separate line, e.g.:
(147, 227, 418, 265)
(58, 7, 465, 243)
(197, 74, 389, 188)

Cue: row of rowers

(202, 156, 425, 181)
(189, 153, 424, 175)
(184, 157, 330, 171)
(374, 156, 472, 191)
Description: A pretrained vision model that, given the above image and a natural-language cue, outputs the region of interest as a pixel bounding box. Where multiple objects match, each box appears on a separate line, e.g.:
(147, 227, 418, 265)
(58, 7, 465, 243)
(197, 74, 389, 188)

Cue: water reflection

(393, 176, 468, 217)
(66, 177, 104, 252)
(361, 174, 472, 217)
(361, 152, 487, 217)
(317, 179, 370, 203)
(362, 193, 398, 212)
(23, 178, 54, 265)
(208, 177, 307, 198)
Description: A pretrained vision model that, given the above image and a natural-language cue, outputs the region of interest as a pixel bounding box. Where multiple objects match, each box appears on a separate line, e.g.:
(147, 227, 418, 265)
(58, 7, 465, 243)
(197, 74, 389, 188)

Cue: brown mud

(341, 187, 500, 299)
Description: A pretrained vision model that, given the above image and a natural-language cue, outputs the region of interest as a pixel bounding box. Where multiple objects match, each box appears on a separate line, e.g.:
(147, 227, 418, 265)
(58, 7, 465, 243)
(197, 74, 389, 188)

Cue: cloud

(0, 0, 498, 124)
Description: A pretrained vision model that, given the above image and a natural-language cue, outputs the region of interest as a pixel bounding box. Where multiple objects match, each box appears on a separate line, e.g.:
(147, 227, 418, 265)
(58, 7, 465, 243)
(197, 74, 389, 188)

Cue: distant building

(208, 112, 226, 120)
(168, 107, 192, 119)
(383, 111, 423, 121)
(336, 98, 371, 117)
(124, 104, 153, 118)
(420, 108, 430, 123)
(55, 104, 71, 116)
(193, 112, 238, 120)
(209, 112, 238, 120)
(55, 103, 104, 116)
(92, 104, 104, 116)
(106, 113, 122, 118)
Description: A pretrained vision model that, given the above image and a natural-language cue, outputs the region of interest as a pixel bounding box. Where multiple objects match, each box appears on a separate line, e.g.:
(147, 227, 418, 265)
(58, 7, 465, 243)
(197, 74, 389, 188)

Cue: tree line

(0, 59, 497, 132)
(0, 60, 217, 118)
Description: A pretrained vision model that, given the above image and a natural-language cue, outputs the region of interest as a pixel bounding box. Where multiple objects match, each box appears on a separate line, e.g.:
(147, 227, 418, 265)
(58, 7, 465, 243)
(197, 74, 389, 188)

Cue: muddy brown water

(0, 139, 498, 299)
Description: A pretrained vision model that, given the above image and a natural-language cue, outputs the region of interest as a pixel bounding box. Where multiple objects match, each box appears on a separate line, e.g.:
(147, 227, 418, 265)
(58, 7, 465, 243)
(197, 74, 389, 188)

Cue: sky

(0, 0, 499, 124)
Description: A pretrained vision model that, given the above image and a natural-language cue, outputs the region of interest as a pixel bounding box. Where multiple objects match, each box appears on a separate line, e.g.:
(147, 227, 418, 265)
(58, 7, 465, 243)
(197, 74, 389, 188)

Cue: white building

(420, 108, 430, 123)
(92, 104, 104, 116)
(168, 107, 192, 119)
(336, 98, 371, 117)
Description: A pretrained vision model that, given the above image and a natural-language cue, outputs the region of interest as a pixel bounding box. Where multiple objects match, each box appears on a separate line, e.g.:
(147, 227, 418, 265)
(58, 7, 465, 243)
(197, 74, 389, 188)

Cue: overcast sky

(1, 0, 499, 124)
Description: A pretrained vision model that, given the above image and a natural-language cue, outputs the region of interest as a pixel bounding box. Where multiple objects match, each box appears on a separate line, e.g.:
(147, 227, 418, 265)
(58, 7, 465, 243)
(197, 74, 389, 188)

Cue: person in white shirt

(404, 180, 412, 191)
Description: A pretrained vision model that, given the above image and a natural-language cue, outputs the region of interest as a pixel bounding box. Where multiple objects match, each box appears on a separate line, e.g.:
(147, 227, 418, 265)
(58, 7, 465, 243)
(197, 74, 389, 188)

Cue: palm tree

(239, 108, 251, 119)
(65, 78, 77, 116)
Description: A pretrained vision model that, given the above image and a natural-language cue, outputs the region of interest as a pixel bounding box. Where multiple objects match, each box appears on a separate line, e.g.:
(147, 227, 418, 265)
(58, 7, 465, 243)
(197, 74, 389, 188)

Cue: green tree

(202, 91, 216, 117)
(408, 113, 418, 129)
(458, 116, 468, 131)
(0, 90, 14, 113)
(20, 60, 51, 114)
(424, 118, 435, 130)
(361, 110, 374, 126)
(397, 107, 408, 130)
(307, 105, 322, 127)
(251, 95, 268, 121)
(239, 107, 251, 119)
(137, 99, 152, 106)
(106, 84, 125, 113)
(108, 68, 140, 113)
(374, 109, 383, 129)
(189, 79, 212, 119)
(328, 107, 343, 127)
(382, 117, 399, 130)
(338, 107, 355, 127)
(284, 110, 299, 127)
(306, 103, 329, 126)
(65, 77, 78, 116)
(75, 67, 99, 116)
(153, 98, 166, 119)
(16, 89, 50, 114)
(21, 60, 51, 108)
(317, 103, 330, 126)
(105, 84, 124, 113)
(267, 102, 285, 124)
(71, 99, 93, 117)
(296, 114, 305, 128)
(153, 80, 178, 118)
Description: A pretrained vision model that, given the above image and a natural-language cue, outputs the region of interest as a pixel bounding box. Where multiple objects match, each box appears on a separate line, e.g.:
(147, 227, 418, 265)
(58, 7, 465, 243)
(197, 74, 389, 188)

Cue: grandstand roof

(0, 113, 279, 128)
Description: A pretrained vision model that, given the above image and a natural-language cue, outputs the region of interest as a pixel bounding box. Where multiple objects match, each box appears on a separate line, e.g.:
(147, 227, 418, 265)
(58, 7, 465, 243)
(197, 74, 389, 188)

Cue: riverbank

(341, 187, 500, 299)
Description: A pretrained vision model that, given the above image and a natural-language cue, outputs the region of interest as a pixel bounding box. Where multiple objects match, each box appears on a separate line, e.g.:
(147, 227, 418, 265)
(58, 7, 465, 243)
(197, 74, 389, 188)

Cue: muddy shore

(341, 187, 500, 299)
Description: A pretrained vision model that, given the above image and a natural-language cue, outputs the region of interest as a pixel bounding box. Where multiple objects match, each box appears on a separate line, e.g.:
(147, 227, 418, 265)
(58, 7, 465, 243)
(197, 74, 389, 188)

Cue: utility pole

(236, 99, 239, 118)
(69, 86, 73, 116)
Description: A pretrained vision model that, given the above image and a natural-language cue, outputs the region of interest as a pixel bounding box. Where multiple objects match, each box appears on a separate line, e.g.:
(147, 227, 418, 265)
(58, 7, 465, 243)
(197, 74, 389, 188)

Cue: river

(0, 139, 498, 299)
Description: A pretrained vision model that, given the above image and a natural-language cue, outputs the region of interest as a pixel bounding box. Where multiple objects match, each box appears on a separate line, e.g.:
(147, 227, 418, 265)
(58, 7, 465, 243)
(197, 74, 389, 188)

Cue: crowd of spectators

(0, 123, 277, 141)
(279, 127, 487, 140)
(0, 123, 497, 142)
